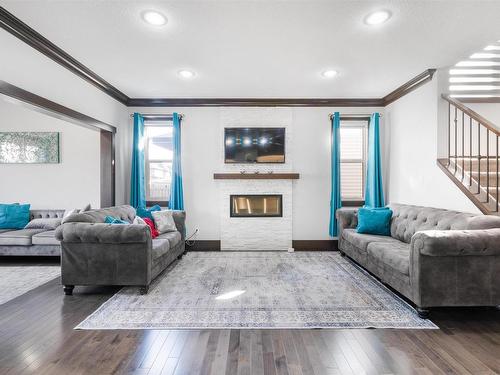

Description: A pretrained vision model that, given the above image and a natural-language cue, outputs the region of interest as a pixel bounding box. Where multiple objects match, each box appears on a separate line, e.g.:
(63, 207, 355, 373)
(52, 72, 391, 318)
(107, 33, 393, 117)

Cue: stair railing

(441, 94, 500, 213)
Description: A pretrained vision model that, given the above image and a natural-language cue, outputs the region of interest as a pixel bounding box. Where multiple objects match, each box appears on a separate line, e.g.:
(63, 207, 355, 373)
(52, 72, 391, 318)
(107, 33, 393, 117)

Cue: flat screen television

(224, 127, 285, 164)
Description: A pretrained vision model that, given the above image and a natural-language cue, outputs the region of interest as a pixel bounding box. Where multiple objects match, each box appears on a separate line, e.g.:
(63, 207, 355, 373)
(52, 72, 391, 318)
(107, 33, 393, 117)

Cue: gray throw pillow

(152, 210, 177, 233)
(25, 218, 62, 230)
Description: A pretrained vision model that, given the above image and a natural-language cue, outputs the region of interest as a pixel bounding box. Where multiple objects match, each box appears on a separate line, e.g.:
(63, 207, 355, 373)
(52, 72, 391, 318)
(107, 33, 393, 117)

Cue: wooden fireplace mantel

(213, 173, 300, 180)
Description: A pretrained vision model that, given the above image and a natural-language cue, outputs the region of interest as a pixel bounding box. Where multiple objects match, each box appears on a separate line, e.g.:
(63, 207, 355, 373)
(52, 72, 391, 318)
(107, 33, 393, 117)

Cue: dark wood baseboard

(292, 240, 338, 251)
(186, 240, 221, 251)
(186, 240, 338, 251)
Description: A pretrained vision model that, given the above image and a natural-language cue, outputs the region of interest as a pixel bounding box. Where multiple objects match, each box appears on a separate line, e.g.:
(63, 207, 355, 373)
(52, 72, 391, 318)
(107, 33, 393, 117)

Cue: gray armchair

(55, 205, 186, 295)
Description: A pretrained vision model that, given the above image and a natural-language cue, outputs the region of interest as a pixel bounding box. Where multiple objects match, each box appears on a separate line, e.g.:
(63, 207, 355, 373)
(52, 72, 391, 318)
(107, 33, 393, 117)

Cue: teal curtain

(130, 113, 146, 209)
(168, 113, 184, 210)
(365, 113, 385, 207)
(329, 112, 342, 237)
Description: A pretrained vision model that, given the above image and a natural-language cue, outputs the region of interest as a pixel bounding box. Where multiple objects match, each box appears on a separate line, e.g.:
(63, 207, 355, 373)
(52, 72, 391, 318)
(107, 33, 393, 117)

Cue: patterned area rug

(77, 252, 437, 329)
(0, 266, 60, 305)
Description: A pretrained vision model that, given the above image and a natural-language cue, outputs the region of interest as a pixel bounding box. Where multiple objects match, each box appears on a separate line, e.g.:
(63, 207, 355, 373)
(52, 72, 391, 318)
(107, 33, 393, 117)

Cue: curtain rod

(129, 113, 185, 121)
(328, 113, 382, 120)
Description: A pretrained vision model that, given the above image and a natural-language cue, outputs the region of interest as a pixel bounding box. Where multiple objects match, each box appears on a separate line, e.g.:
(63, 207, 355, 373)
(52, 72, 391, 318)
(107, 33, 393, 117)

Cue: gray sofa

(55, 205, 186, 295)
(337, 203, 500, 318)
(0, 209, 65, 256)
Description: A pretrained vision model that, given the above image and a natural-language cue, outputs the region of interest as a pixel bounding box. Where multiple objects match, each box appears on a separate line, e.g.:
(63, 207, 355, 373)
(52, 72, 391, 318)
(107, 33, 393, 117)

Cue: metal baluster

(470, 117, 473, 186)
(487, 129, 490, 203)
(448, 102, 451, 167)
(462, 112, 465, 181)
(497, 135, 499, 212)
(454, 107, 458, 174)
(478, 121, 481, 194)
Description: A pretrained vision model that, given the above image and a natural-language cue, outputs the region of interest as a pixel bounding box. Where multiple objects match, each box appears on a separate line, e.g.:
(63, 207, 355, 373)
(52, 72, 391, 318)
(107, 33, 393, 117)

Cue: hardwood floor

(1, 259, 500, 375)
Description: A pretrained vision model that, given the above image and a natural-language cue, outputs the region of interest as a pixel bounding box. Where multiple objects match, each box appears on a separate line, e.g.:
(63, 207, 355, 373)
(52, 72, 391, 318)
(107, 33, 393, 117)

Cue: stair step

(449, 157, 500, 172)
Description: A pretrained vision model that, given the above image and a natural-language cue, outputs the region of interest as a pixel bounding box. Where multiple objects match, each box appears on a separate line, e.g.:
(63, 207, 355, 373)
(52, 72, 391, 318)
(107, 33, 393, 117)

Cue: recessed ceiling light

(321, 70, 338, 78)
(141, 10, 167, 26)
(178, 69, 196, 79)
(364, 10, 392, 25)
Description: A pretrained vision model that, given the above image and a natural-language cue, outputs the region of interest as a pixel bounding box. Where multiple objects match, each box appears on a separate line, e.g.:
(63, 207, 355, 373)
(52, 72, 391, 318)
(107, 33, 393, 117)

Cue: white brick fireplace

(216, 108, 296, 251)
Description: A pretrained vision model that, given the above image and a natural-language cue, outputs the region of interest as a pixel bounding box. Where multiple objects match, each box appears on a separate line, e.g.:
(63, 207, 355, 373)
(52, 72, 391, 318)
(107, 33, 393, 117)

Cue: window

(340, 122, 367, 203)
(144, 123, 173, 205)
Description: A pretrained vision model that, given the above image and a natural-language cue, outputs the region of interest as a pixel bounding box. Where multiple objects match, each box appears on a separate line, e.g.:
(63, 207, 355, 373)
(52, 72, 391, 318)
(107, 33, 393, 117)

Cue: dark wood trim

(100, 130, 115, 208)
(459, 97, 500, 103)
(187, 240, 221, 251)
(436, 159, 490, 214)
(187, 240, 338, 251)
(146, 200, 169, 208)
(127, 97, 384, 107)
(0, 6, 129, 105)
(383, 69, 437, 106)
(0, 80, 116, 133)
(342, 200, 364, 207)
(292, 240, 338, 251)
(214, 173, 300, 180)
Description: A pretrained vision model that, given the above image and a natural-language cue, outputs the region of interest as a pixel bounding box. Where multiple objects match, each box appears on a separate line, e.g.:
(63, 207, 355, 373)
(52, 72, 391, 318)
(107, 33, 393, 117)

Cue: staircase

(438, 94, 500, 214)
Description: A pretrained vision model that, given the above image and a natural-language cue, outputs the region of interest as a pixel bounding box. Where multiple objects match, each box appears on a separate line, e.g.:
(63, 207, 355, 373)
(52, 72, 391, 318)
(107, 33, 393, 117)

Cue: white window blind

(144, 124, 173, 203)
(340, 125, 367, 201)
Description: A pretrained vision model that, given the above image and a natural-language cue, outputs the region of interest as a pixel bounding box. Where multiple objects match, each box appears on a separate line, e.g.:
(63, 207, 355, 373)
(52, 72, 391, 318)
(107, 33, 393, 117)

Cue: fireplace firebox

(230, 194, 282, 217)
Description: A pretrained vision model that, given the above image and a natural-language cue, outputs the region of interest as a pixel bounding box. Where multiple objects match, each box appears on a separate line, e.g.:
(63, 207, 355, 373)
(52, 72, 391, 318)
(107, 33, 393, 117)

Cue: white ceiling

(2, 0, 500, 99)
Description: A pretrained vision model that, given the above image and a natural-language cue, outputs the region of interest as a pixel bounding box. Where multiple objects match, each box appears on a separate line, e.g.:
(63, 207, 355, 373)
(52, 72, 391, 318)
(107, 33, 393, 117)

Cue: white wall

(129, 106, 383, 241)
(0, 98, 100, 209)
(467, 103, 500, 128)
(0, 30, 131, 205)
(385, 75, 481, 213)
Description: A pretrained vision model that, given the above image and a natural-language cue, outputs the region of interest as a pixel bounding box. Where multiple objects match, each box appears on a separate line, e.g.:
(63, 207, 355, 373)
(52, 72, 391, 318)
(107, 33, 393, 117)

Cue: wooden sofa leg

(339, 251, 346, 257)
(416, 307, 430, 319)
(140, 285, 149, 295)
(63, 285, 74, 295)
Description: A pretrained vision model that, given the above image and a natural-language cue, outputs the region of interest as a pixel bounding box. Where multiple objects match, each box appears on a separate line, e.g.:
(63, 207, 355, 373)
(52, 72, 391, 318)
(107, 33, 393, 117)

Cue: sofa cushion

(367, 241, 410, 276)
(389, 204, 477, 243)
(0, 229, 46, 246)
(152, 238, 171, 260)
(62, 205, 136, 224)
(25, 218, 62, 230)
(156, 231, 182, 248)
(342, 228, 402, 252)
(32, 230, 60, 246)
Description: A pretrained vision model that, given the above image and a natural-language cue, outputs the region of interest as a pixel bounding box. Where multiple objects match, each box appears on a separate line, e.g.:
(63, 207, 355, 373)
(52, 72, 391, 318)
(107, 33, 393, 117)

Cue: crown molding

(0, 6, 129, 105)
(126, 97, 384, 107)
(1, 5, 435, 108)
(382, 69, 436, 106)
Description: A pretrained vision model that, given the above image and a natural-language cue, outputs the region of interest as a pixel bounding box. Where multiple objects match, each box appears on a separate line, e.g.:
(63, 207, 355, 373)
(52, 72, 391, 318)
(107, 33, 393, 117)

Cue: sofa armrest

(336, 208, 358, 240)
(411, 228, 500, 257)
(55, 222, 151, 244)
(171, 210, 186, 239)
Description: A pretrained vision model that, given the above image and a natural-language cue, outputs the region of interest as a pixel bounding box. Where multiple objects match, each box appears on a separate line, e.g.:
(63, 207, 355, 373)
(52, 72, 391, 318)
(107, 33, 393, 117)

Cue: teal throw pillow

(104, 216, 129, 225)
(0, 203, 31, 229)
(356, 207, 392, 236)
(136, 205, 161, 221)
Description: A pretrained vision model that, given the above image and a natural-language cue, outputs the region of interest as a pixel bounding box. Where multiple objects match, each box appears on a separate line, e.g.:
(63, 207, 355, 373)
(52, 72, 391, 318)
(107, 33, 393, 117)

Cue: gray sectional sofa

(0, 209, 65, 256)
(55, 205, 186, 295)
(337, 203, 500, 318)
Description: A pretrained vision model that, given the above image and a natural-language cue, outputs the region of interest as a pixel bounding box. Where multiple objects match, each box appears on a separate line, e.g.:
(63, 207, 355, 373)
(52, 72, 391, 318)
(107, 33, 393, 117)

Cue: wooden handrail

(441, 94, 500, 136)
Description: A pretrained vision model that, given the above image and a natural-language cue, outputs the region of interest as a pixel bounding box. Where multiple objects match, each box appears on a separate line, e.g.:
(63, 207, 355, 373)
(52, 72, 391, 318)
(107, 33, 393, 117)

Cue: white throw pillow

(63, 208, 78, 218)
(152, 210, 177, 234)
(133, 216, 147, 225)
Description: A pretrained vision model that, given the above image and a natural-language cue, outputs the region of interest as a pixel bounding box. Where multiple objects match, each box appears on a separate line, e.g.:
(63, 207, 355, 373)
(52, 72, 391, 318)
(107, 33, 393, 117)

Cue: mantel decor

(0, 132, 60, 164)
